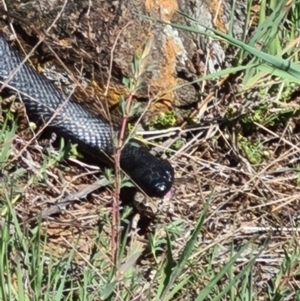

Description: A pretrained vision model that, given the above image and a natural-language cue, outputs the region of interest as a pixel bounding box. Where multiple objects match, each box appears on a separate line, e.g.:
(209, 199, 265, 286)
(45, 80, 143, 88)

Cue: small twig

(104, 21, 132, 265)
(104, 21, 132, 97)
(31, 178, 109, 221)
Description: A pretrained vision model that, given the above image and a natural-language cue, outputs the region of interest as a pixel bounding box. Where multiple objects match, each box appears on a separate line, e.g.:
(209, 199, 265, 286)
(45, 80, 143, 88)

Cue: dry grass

(1, 0, 300, 300)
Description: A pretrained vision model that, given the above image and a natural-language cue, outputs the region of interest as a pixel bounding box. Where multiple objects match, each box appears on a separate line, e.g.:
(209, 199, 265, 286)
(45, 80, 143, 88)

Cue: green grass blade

(243, 0, 293, 86)
(0, 121, 16, 167)
(248, 0, 291, 49)
(53, 243, 77, 301)
(156, 232, 174, 300)
(150, 11, 300, 84)
(164, 277, 190, 301)
(162, 63, 261, 97)
(215, 243, 267, 301)
(194, 243, 250, 301)
(159, 192, 212, 300)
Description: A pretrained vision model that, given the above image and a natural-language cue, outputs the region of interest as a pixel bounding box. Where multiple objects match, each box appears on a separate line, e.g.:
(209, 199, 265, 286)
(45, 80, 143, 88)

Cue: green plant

(238, 135, 264, 164)
(150, 111, 176, 130)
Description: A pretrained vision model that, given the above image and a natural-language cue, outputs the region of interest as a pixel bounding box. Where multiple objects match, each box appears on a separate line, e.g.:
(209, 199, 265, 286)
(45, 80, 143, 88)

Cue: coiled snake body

(0, 36, 174, 197)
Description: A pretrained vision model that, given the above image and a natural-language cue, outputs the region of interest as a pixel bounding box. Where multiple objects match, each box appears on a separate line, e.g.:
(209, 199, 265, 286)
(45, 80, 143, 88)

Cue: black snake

(0, 36, 174, 197)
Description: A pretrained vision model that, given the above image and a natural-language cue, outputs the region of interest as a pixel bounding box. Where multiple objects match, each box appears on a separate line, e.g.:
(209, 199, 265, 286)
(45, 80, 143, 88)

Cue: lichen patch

(145, 0, 178, 21)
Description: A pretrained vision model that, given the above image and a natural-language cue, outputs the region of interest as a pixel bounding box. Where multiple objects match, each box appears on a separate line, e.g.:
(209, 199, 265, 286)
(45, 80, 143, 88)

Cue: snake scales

(0, 36, 174, 198)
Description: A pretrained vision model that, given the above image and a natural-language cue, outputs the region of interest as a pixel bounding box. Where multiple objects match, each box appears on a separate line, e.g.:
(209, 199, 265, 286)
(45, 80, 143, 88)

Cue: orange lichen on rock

(151, 36, 179, 101)
(209, 0, 227, 33)
(90, 81, 129, 106)
(145, 0, 178, 21)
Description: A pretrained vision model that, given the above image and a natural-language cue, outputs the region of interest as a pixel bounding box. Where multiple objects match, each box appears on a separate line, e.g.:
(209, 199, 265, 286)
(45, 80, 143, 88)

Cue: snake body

(0, 36, 174, 197)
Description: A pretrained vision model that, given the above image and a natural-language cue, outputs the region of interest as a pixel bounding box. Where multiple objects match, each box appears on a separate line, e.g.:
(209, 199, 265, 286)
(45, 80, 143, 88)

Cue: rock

(0, 0, 246, 124)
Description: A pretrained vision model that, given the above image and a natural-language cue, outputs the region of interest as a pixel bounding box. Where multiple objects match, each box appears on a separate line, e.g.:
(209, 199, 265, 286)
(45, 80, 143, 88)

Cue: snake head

(120, 143, 174, 198)
(144, 161, 174, 197)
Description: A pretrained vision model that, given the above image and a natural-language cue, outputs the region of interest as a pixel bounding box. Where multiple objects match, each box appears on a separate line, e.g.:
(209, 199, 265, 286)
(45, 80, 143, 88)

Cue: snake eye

(150, 169, 174, 197)
(154, 182, 167, 192)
